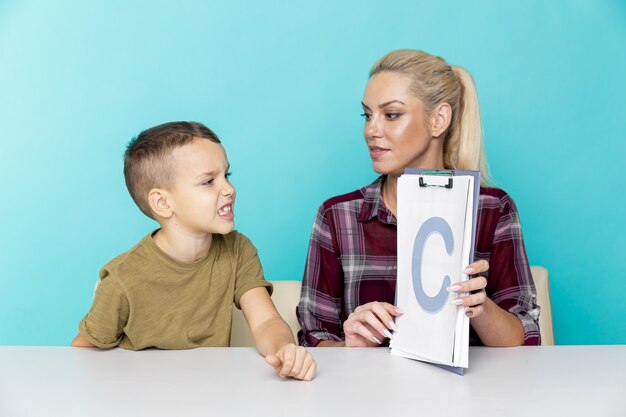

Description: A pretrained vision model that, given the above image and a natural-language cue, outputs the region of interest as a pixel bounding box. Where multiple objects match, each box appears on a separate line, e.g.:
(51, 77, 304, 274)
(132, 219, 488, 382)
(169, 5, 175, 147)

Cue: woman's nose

(364, 116, 382, 140)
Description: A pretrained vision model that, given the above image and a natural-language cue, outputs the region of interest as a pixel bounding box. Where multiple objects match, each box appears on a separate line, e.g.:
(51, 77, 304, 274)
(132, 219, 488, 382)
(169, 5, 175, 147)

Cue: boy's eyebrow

(195, 165, 231, 180)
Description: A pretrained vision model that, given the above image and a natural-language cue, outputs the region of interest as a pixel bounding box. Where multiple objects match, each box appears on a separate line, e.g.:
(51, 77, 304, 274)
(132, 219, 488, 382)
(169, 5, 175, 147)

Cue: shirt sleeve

(233, 233, 273, 309)
(78, 269, 130, 348)
(296, 205, 345, 347)
(487, 193, 541, 345)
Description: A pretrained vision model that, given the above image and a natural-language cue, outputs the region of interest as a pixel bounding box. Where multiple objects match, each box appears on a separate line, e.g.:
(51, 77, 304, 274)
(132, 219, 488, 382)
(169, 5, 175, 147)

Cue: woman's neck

(382, 174, 399, 217)
(382, 160, 446, 217)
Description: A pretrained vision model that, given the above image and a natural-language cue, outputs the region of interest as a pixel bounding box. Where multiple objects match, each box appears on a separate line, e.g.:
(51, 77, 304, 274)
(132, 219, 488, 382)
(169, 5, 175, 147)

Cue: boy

(72, 121, 316, 381)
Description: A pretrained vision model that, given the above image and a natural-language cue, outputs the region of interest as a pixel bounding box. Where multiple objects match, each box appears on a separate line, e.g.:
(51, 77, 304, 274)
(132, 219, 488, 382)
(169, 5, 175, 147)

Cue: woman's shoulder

(320, 188, 366, 211)
(478, 186, 519, 214)
(319, 177, 383, 212)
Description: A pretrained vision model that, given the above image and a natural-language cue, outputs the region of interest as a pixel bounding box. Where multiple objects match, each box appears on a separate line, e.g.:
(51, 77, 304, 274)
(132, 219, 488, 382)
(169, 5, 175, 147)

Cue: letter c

(412, 217, 454, 313)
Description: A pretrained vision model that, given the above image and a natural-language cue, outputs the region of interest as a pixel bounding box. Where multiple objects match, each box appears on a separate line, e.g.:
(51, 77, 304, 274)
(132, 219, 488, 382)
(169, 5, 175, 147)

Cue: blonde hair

(370, 49, 491, 185)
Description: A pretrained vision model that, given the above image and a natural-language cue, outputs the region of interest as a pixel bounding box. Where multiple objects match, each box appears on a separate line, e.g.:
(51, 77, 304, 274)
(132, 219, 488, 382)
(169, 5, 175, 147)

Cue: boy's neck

(152, 227, 213, 263)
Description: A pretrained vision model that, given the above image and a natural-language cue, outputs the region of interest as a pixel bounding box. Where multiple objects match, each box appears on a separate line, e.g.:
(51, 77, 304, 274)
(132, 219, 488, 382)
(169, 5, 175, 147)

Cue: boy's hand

(265, 343, 316, 381)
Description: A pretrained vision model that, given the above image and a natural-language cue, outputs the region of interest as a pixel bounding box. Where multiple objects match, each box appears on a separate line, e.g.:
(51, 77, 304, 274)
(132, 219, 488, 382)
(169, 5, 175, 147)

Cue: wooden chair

(229, 280, 302, 347)
(228, 267, 555, 347)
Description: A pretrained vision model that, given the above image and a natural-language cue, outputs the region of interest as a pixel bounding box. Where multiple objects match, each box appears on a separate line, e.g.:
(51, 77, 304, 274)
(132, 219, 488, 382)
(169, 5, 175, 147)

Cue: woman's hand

(265, 343, 317, 381)
(343, 302, 403, 347)
(447, 259, 489, 318)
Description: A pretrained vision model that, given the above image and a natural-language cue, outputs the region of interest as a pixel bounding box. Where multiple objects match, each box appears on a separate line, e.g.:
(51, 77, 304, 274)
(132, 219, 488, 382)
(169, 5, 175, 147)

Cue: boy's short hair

(124, 121, 221, 219)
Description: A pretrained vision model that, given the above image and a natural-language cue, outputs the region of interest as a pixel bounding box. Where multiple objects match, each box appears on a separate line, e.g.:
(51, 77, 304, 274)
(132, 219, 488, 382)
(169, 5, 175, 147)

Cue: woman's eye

(386, 112, 401, 120)
(360, 113, 371, 121)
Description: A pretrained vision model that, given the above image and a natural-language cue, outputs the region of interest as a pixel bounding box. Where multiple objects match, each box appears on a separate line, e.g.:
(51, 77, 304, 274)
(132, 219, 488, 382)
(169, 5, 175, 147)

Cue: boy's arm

(71, 334, 97, 348)
(71, 272, 129, 349)
(239, 287, 316, 381)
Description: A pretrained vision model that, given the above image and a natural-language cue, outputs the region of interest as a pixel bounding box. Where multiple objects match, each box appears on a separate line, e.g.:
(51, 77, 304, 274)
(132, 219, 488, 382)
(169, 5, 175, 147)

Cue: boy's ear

(430, 102, 452, 138)
(148, 188, 173, 219)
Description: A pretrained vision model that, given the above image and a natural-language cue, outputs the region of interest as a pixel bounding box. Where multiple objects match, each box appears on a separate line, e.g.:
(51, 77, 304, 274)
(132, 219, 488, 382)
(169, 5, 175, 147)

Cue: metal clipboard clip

(418, 170, 454, 189)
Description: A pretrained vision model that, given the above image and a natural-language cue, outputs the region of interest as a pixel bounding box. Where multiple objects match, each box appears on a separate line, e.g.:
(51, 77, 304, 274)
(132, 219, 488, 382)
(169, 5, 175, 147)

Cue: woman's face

(361, 71, 442, 176)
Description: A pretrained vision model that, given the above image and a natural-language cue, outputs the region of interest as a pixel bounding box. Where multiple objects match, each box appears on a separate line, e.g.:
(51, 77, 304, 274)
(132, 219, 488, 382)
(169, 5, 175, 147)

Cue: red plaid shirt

(297, 176, 541, 347)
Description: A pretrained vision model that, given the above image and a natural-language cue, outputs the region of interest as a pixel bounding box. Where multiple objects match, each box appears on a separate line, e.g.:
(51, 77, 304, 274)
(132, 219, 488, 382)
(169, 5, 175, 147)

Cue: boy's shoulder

(217, 230, 256, 253)
(99, 233, 155, 280)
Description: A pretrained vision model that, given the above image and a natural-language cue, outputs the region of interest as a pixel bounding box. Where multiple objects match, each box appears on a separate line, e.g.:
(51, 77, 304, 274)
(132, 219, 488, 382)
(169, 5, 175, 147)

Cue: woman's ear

(430, 102, 452, 138)
(148, 189, 173, 219)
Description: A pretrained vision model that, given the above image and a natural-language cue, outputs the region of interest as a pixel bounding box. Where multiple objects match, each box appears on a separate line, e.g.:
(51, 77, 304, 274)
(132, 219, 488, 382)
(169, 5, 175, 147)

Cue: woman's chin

(372, 162, 403, 177)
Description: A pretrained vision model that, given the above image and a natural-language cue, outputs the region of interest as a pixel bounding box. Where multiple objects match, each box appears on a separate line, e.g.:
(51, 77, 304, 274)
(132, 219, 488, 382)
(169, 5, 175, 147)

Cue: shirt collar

(358, 175, 397, 225)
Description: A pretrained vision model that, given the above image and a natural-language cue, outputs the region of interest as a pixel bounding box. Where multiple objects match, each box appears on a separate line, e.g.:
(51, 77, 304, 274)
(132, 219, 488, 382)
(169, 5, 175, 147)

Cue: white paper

(390, 174, 474, 368)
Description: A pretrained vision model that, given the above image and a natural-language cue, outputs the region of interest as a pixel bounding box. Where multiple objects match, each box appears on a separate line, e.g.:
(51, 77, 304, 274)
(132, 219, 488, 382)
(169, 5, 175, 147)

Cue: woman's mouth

(369, 146, 389, 160)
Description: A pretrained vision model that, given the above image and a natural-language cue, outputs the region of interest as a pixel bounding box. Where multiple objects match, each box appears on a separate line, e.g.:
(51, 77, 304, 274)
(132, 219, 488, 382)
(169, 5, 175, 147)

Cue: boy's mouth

(217, 204, 234, 218)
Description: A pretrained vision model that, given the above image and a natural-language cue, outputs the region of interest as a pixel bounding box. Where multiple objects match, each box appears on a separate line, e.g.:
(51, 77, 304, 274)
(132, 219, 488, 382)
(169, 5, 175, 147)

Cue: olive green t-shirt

(78, 231, 272, 350)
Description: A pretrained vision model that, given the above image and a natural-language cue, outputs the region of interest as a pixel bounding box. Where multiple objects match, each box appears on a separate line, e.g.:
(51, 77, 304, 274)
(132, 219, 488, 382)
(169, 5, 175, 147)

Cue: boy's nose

(222, 183, 235, 197)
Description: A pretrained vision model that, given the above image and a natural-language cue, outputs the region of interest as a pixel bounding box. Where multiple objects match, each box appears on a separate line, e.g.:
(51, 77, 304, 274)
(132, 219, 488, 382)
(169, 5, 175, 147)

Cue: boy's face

(167, 139, 235, 235)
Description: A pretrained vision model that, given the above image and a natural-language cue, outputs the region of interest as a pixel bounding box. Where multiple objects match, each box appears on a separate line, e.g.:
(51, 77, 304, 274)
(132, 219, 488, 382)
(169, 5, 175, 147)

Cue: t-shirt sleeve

(78, 269, 130, 348)
(232, 233, 272, 309)
(487, 193, 541, 345)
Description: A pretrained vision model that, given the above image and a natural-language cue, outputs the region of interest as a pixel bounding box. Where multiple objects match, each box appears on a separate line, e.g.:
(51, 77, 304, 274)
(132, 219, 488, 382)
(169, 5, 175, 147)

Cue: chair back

(229, 269, 555, 347)
(530, 266, 555, 345)
(229, 280, 302, 347)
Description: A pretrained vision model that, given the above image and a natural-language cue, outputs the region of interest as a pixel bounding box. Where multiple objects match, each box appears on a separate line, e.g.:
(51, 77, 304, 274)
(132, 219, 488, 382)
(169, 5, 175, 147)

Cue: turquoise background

(1, 1, 625, 346)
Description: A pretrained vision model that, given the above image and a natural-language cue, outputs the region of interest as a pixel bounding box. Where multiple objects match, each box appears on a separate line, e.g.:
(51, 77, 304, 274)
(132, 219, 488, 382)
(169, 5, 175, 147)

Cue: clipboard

(390, 169, 481, 375)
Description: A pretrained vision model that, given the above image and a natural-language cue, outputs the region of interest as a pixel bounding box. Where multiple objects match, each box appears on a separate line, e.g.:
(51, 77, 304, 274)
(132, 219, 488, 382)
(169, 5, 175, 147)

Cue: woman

(297, 49, 540, 348)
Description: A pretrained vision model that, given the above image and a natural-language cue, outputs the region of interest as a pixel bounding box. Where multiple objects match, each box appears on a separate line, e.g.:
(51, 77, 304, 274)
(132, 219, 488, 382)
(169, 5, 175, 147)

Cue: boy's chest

(124, 262, 236, 349)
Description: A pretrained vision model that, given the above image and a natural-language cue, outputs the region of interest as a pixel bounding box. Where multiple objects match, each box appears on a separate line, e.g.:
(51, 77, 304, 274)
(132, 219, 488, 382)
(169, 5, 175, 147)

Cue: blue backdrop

(1, 0, 625, 346)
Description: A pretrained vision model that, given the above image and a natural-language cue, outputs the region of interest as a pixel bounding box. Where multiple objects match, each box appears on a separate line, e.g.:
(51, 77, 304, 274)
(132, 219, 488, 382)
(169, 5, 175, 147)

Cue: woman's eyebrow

(378, 99, 405, 108)
(361, 100, 406, 110)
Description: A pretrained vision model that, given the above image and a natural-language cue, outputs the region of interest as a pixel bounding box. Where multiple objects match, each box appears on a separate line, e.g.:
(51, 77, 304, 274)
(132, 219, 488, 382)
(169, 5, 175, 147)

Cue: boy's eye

(360, 113, 371, 121)
(225, 171, 232, 179)
(203, 178, 214, 186)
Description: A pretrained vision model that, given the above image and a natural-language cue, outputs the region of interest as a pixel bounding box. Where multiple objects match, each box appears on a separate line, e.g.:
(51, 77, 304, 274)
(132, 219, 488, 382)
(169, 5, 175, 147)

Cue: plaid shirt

(297, 176, 541, 347)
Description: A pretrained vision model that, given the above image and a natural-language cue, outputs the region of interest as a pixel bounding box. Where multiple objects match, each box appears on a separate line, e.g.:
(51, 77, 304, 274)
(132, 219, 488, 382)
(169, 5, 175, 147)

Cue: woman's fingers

(464, 259, 489, 275)
(448, 272, 488, 319)
(464, 304, 484, 318)
(345, 302, 404, 346)
(448, 275, 487, 293)
(361, 310, 393, 340)
(452, 289, 486, 308)
(346, 315, 382, 344)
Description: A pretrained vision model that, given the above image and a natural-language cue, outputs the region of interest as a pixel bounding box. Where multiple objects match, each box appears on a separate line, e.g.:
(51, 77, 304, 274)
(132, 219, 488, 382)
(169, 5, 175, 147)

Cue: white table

(0, 346, 623, 417)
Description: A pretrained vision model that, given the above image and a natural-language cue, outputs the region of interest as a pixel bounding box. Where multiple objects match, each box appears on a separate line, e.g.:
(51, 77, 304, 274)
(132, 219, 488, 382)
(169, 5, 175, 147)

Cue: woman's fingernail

(372, 336, 382, 344)
(383, 329, 393, 339)
(394, 308, 404, 314)
(452, 299, 464, 306)
(463, 267, 474, 274)
(447, 284, 462, 292)
(388, 320, 397, 332)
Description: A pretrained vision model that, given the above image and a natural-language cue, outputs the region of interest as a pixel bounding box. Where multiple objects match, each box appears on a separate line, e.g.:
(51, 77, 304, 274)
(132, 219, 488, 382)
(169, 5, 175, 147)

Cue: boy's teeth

(218, 205, 231, 215)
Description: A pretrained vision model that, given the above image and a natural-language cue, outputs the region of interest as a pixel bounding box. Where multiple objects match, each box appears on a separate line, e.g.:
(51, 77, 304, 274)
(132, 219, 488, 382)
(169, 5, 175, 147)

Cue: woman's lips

(369, 146, 389, 160)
